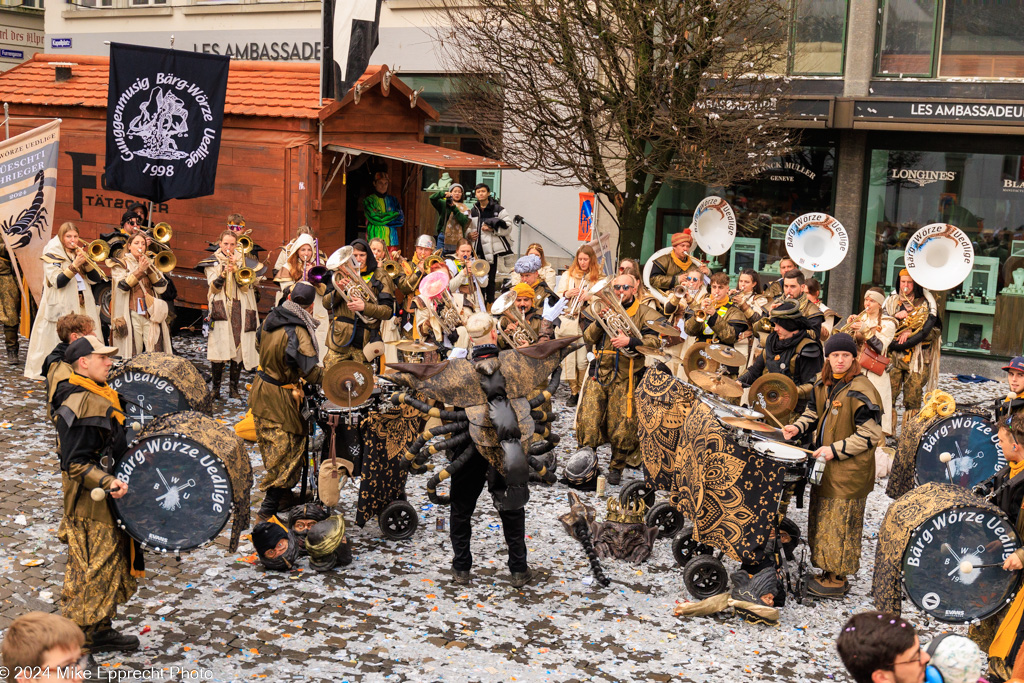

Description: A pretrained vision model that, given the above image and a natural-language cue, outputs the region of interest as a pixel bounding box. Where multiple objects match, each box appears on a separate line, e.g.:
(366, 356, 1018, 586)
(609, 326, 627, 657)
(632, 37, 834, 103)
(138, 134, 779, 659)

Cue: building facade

(0, 0, 44, 72)
(643, 0, 1024, 369)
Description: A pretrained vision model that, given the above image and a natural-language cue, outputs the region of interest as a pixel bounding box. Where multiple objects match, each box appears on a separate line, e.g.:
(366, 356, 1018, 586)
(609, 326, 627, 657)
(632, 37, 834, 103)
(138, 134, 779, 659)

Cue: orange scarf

(68, 372, 125, 424)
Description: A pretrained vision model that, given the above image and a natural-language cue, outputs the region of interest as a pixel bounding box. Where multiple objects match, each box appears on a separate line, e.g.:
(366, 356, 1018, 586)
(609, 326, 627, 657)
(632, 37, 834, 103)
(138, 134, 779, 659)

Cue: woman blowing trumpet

(556, 245, 603, 406)
(109, 232, 172, 358)
(198, 230, 260, 400)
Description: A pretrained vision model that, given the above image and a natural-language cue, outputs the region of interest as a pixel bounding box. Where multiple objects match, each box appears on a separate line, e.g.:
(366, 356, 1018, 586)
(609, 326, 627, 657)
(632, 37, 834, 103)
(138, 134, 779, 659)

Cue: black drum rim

(112, 432, 233, 552)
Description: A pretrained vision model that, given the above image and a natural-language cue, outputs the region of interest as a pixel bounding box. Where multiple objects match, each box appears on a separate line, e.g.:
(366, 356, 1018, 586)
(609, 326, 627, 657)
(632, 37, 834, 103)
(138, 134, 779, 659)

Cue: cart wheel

(645, 502, 684, 539)
(683, 555, 729, 601)
(379, 500, 418, 540)
(619, 480, 656, 509)
(672, 529, 713, 567)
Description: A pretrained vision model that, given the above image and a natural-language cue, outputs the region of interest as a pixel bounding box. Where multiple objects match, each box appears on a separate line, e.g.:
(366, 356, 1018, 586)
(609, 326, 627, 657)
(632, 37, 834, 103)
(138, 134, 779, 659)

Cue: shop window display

(860, 146, 1024, 357)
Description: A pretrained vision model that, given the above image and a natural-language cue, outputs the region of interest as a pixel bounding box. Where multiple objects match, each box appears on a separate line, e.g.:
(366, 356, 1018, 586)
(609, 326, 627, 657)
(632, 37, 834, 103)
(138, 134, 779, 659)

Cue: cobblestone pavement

(0, 334, 1010, 682)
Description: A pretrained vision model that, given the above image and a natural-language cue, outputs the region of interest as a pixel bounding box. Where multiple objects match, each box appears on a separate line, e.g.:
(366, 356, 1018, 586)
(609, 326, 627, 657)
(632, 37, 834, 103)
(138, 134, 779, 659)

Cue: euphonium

(331, 246, 378, 324)
(491, 290, 539, 347)
(586, 276, 643, 343)
(894, 299, 930, 336)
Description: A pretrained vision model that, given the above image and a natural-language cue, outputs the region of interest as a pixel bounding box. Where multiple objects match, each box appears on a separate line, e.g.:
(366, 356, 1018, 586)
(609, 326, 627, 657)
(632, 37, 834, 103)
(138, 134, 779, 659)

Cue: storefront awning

(325, 141, 516, 170)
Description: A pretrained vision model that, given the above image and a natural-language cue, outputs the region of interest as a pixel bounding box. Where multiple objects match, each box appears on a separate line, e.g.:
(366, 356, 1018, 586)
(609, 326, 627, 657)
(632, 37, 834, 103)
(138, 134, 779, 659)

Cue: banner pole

(3, 103, 8, 140)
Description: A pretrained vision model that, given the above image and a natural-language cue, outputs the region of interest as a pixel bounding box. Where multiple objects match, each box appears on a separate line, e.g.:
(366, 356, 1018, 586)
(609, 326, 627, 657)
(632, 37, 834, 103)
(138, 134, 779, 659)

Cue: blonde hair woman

(274, 233, 329, 360)
(556, 245, 602, 405)
(109, 232, 172, 358)
(201, 230, 259, 399)
(509, 243, 557, 292)
(24, 222, 103, 379)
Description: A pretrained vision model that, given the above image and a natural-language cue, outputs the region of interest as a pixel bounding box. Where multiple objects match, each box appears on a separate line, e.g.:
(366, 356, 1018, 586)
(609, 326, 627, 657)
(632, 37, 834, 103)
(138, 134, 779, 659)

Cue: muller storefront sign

(854, 99, 1024, 127)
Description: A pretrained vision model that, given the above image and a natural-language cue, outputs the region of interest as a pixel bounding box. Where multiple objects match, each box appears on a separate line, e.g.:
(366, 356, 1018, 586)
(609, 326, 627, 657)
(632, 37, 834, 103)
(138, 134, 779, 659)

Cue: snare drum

(752, 440, 809, 483)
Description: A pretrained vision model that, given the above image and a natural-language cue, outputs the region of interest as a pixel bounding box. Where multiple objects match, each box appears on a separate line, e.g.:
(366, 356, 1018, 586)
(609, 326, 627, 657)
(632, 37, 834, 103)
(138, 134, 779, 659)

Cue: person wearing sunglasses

(837, 611, 930, 683)
(573, 273, 667, 486)
(647, 229, 710, 302)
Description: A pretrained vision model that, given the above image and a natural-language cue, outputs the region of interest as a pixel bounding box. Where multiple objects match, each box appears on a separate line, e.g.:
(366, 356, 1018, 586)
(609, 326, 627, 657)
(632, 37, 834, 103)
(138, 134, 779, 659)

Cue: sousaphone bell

(903, 223, 974, 292)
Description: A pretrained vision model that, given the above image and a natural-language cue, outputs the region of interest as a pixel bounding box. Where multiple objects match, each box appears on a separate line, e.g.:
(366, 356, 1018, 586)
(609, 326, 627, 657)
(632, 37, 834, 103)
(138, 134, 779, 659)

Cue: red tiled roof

(0, 54, 436, 120)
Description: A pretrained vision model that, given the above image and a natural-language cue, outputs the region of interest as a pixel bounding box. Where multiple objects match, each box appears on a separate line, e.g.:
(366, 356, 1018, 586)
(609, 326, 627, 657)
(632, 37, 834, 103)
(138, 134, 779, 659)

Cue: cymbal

(748, 373, 799, 418)
(683, 342, 720, 377)
(323, 361, 376, 407)
(647, 320, 681, 337)
(721, 416, 783, 438)
(395, 341, 436, 353)
(704, 344, 743, 367)
(636, 346, 670, 361)
(690, 370, 743, 398)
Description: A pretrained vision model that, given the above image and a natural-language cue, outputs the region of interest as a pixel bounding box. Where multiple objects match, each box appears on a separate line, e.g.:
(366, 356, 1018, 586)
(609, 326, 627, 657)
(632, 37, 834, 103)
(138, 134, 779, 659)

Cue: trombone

(145, 250, 176, 276)
(466, 258, 489, 313)
(81, 239, 111, 281)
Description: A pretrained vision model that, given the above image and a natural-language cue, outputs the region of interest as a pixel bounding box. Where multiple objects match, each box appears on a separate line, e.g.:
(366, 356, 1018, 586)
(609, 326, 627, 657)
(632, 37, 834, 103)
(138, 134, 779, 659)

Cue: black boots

(229, 361, 242, 399)
(87, 628, 140, 653)
(258, 487, 287, 522)
(210, 362, 224, 400)
(3, 326, 17, 364)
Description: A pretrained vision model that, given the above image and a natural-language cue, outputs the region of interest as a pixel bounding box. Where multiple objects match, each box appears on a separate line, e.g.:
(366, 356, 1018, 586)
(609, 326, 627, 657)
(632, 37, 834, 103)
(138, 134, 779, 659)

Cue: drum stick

(90, 487, 118, 501)
(762, 410, 784, 429)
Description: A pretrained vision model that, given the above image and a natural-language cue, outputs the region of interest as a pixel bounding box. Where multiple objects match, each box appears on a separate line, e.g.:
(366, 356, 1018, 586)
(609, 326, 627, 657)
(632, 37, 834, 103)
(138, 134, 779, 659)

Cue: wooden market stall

(0, 53, 511, 313)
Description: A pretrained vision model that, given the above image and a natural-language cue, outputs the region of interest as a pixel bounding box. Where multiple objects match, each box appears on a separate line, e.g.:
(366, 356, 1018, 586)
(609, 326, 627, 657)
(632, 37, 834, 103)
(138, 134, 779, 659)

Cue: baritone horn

(587, 276, 643, 343)
(491, 290, 539, 348)
(328, 245, 378, 324)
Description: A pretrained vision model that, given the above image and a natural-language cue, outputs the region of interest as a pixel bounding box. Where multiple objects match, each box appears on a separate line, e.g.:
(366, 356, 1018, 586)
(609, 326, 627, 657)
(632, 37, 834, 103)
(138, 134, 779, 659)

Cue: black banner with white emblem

(104, 43, 229, 203)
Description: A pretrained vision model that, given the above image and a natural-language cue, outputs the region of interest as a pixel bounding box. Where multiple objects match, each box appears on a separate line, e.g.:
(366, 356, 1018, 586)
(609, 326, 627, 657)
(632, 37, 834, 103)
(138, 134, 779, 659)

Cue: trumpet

(563, 277, 593, 320)
(586, 276, 643, 346)
(491, 290, 539, 348)
(330, 246, 378, 324)
(81, 239, 111, 281)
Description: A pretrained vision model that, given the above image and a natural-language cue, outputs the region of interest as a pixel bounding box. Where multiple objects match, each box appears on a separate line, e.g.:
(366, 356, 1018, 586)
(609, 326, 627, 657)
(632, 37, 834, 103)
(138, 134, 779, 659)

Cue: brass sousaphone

(903, 223, 975, 292)
(323, 361, 376, 408)
(748, 373, 799, 420)
(785, 213, 849, 272)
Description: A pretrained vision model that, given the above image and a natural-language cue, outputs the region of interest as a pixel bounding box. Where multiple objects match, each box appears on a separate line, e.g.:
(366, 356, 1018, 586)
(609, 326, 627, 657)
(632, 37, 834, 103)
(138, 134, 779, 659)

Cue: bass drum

(914, 413, 1006, 491)
(901, 504, 1020, 623)
(112, 432, 234, 553)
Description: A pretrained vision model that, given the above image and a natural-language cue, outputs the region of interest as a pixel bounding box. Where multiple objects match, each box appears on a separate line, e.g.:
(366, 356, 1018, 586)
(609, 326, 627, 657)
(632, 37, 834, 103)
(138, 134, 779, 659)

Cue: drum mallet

(958, 559, 1006, 573)
(90, 487, 118, 501)
(938, 452, 956, 483)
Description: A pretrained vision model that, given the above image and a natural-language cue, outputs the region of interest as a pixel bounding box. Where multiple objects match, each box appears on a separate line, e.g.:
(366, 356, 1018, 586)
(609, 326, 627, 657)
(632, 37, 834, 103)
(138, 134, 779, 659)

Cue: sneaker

(451, 568, 472, 585)
(87, 629, 140, 653)
(510, 568, 534, 588)
(605, 468, 622, 486)
(567, 394, 579, 407)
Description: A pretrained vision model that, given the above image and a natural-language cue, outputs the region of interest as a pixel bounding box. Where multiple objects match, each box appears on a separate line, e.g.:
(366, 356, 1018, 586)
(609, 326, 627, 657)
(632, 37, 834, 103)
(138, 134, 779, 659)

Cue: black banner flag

(322, 0, 383, 101)
(105, 43, 229, 203)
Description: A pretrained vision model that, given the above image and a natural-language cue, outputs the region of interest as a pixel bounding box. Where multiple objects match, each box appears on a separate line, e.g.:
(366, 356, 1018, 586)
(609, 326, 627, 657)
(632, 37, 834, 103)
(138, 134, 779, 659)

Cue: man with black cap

(763, 270, 825, 341)
(739, 299, 824, 421)
(51, 335, 140, 653)
(323, 238, 396, 370)
(250, 283, 324, 521)
(251, 519, 299, 571)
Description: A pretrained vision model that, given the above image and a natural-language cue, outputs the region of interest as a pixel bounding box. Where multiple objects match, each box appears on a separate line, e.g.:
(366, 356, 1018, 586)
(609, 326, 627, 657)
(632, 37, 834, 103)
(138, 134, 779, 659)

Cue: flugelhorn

(491, 290, 539, 348)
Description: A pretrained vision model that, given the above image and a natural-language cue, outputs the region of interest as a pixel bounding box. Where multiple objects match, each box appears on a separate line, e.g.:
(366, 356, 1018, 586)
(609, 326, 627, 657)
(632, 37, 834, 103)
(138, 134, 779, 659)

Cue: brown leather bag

(859, 345, 890, 376)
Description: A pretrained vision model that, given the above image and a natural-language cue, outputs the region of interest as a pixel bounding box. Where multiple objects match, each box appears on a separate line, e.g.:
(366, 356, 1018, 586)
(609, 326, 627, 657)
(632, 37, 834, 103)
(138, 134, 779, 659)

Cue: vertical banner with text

(0, 120, 60, 305)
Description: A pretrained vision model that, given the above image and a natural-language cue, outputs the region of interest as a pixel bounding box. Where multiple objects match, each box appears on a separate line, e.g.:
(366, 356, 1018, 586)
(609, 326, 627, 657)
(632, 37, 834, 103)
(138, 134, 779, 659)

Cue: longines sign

(855, 100, 1024, 125)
